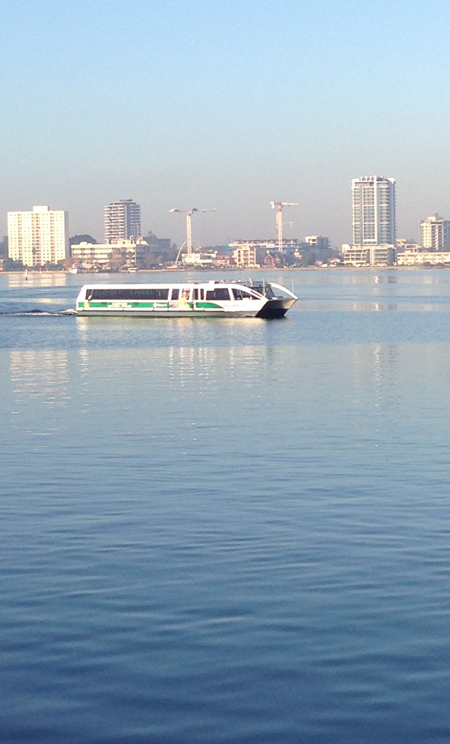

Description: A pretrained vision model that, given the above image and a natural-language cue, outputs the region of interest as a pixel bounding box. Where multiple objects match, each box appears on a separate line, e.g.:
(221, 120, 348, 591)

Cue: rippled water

(2, 269, 450, 743)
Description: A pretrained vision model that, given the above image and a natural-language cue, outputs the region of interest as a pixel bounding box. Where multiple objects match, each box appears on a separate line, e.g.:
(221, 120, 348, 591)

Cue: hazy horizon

(2, 0, 450, 248)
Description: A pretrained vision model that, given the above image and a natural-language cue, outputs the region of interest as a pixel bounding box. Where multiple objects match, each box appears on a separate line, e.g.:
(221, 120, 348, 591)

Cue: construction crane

(169, 207, 216, 262)
(270, 201, 298, 252)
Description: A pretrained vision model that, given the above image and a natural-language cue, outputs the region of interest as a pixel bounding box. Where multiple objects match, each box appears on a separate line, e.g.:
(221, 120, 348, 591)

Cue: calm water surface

(2, 269, 450, 743)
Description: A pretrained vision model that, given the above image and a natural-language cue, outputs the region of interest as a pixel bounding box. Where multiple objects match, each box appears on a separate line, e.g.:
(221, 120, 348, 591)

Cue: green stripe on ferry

(78, 301, 225, 310)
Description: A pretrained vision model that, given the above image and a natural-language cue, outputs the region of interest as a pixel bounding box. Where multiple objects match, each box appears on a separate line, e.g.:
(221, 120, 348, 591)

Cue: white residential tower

(7, 205, 69, 266)
(352, 176, 396, 246)
(419, 214, 450, 251)
(104, 200, 141, 242)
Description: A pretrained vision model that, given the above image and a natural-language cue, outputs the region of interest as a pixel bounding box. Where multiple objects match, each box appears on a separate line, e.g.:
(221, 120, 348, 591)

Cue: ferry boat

(75, 280, 297, 318)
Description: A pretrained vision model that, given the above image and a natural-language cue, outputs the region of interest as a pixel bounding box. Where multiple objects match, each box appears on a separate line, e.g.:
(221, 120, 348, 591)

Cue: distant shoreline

(1, 265, 447, 275)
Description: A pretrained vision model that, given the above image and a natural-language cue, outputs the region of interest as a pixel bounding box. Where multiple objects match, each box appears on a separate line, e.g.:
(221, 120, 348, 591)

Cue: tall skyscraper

(104, 200, 141, 242)
(419, 214, 450, 251)
(7, 205, 69, 266)
(352, 176, 396, 246)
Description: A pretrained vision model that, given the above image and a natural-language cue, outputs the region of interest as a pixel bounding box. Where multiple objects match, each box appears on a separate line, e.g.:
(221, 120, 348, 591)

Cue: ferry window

(252, 285, 274, 298)
(205, 288, 230, 301)
(91, 288, 169, 300)
(181, 289, 191, 300)
(233, 288, 256, 300)
(193, 288, 199, 300)
(152, 289, 169, 300)
(171, 289, 180, 300)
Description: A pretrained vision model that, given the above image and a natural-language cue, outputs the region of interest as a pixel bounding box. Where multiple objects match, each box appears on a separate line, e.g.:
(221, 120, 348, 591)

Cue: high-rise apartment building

(104, 200, 141, 242)
(352, 176, 396, 246)
(419, 214, 450, 251)
(7, 205, 69, 266)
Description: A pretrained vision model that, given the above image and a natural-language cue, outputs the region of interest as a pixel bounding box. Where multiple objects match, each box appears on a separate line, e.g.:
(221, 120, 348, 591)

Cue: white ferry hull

(77, 307, 263, 318)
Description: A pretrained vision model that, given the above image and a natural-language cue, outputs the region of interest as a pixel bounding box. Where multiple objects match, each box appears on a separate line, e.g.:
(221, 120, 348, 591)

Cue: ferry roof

(78, 280, 265, 288)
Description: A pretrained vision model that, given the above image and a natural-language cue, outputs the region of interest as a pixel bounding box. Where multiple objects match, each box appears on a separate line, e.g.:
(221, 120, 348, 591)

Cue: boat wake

(0, 309, 75, 316)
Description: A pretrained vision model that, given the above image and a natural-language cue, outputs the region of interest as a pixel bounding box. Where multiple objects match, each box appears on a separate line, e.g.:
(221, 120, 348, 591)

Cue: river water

(2, 269, 450, 743)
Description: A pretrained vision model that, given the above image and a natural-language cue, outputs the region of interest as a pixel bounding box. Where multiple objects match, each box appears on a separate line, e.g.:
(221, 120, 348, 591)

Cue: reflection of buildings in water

(166, 344, 270, 392)
(75, 316, 89, 347)
(350, 344, 401, 436)
(373, 274, 397, 284)
(350, 273, 398, 285)
(355, 303, 398, 312)
(7, 273, 68, 289)
(78, 349, 89, 378)
(10, 350, 69, 406)
(76, 315, 275, 384)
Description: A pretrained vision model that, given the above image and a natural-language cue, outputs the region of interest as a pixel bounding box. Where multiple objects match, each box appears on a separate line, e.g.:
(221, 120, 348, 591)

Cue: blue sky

(1, 0, 450, 247)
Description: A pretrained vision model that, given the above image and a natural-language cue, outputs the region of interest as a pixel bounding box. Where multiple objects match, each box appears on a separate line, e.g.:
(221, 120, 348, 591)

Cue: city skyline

(2, 1, 450, 246)
(6, 181, 450, 253)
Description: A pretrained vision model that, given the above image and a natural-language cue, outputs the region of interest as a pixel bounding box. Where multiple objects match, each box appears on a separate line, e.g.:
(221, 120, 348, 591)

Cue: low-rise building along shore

(71, 238, 173, 270)
(342, 244, 396, 266)
(397, 250, 450, 266)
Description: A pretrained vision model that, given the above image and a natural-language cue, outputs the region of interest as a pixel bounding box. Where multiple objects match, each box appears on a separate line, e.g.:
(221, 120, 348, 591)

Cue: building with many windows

(72, 238, 153, 269)
(7, 205, 69, 266)
(398, 251, 450, 266)
(104, 200, 141, 242)
(71, 241, 119, 267)
(233, 244, 258, 268)
(352, 175, 396, 246)
(342, 245, 396, 266)
(419, 214, 450, 251)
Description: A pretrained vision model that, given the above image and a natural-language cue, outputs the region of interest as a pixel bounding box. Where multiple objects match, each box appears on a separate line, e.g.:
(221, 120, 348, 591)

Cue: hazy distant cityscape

(3, 176, 450, 272)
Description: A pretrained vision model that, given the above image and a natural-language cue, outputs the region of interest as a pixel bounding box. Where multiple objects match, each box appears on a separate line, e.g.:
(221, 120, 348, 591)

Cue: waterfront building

(342, 246, 370, 266)
(396, 238, 421, 254)
(71, 241, 118, 267)
(229, 238, 299, 253)
(342, 245, 395, 266)
(72, 238, 147, 269)
(352, 176, 396, 246)
(214, 253, 235, 267)
(304, 235, 330, 251)
(419, 214, 450, 251)
(398, 251, 450, 266)
(299, 235, 336, 261)
(104, 200, 141, 242)
(7, 205, 69, 266)
(233, 244, 258, 268)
